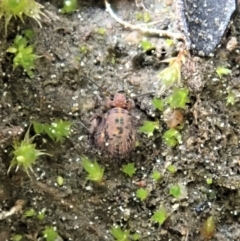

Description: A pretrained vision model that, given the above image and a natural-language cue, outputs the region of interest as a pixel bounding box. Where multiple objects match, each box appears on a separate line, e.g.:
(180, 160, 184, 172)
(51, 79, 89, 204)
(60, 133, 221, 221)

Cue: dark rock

(179, 0, 237, 56)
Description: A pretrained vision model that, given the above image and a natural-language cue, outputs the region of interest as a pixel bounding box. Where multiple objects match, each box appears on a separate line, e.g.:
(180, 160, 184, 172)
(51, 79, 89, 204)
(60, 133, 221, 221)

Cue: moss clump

(8, 127, 49, 177)
(0, 0, 47, 34)
(7, 34, 39, 77)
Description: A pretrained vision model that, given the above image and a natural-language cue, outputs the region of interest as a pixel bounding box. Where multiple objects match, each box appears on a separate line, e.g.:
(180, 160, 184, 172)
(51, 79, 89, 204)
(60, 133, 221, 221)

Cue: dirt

(1, 0, 240, 240)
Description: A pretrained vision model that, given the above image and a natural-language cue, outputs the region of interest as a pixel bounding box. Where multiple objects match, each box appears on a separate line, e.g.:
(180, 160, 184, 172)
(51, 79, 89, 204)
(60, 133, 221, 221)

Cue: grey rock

(179, 0, 237, 55)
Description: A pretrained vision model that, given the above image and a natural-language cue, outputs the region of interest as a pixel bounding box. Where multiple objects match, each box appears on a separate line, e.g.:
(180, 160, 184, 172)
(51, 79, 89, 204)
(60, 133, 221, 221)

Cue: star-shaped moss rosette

(0, 0, 47, 34)
(8, 126, 49, 177)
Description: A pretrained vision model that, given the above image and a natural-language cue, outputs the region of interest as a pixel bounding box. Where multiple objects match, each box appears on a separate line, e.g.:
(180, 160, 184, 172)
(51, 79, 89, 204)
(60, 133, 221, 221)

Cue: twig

(185, 228, 189, 241)
(0, 200, 25, 220)
(104, 0, 185, 41)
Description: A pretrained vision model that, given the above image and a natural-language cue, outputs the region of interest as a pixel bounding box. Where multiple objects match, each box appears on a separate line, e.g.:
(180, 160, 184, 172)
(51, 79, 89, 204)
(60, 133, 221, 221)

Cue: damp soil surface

(1, 0, 240, 240)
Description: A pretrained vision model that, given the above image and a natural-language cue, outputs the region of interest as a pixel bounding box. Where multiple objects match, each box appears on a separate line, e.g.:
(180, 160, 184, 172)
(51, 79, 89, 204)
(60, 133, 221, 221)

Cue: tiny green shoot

(42, 226, 58, 241)
(131, 233, 141, 240)
(57, 176, 64, 186)
(136, 12, 143, 21)
(151, 206, 168, 225)
(152, 97, 164, 111)
(110, 227, 140, 241)
(79, 45, 89, 55)
(109, 54, 116, 65)
(44, 120, 72, 142)
(163, 129, 182, 147)
(97, 28, 106, 35)
(24, 208, 36, 217)
(11, 234, 22, 241)
(37, 209, 46, 221)
(226, 89, 235, 105)
(122, 163, 136, 177)
(216, 66, 231, 79)
(165, 38, 174, 46)
(169, 184, 188, 200)
(110, 226, 130, 241)
(24, 208, 45, 220)
(167, 164, 177, 173)
(151, 170, 162, 181)
(135, 11, 151, 23)
(82, 156, 104, 183)
(33, 120, 72, 142)
(143, 11, 151, 23)
(169, 184, 181, 198)
(7, 35, 39, 78)
(8, 127, 49, 177)
(136, 188, 149, 201)
(138, 121, 159, 137)
(200, 216, 215, 239)
(165, 88, 190, 109)
(60, 0, 78, 13)
(140, 40, 155, 52)
(206, 178, 213, 185)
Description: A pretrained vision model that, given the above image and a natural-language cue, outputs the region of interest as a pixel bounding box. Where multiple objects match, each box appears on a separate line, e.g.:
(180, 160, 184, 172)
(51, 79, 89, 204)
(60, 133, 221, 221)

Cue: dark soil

(1, 0, 240, 241)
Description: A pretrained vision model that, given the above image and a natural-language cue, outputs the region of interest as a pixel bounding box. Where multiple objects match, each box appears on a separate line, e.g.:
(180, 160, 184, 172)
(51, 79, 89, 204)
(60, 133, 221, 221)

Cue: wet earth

(1, 0, 240, 240)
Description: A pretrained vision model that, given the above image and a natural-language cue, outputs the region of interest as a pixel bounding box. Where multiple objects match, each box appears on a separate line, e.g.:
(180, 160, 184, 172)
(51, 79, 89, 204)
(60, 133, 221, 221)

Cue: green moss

(122, 163, 136, 177)
(150, 170, 162, 181)
(33, 120, 72, 142)
(138, 120, 159, 137)
(8, 126, 49, 177)
(7, 34, 39, 78)
(151, 206, 168, 225)
(136, 188, 149, 201)
(216, 66, 231, 79)
(163, 128, 182, 147)
(0, 0, 46, 34)
(42, 226, 58, 241)
(152, 97, 164, 111)
(60, 0, 78, 14)
(82, 156, 104, 183)
(140, 40, 155, 52)
(169, 184, 181, 198)
(110, 227, 140, 241)
(167, 164, 177, 173)
(166, 88, 190, 109)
